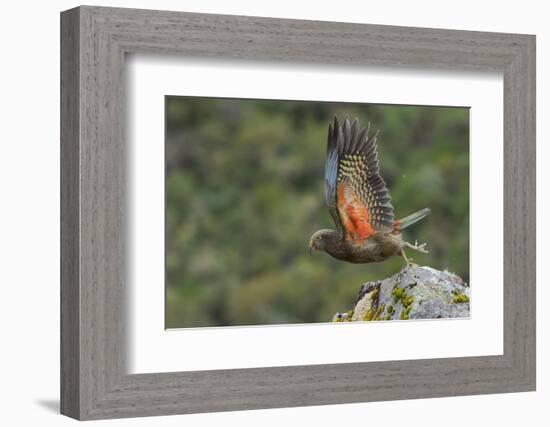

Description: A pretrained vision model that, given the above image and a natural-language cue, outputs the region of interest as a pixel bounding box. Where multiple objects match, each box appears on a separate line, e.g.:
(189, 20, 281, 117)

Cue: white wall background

(0, 0, 545, 425)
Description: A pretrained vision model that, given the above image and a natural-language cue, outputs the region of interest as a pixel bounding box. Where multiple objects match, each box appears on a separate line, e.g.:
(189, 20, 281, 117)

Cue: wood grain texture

(60, 7, 80, 419)
(60, 5, 536, 420)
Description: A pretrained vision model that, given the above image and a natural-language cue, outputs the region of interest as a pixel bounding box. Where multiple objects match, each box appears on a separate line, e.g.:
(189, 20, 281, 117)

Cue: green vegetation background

(165, 97, 469, 328)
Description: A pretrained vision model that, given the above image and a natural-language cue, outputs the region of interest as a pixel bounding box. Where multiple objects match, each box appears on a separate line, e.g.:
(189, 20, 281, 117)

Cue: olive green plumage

(309, 116, 431, 266)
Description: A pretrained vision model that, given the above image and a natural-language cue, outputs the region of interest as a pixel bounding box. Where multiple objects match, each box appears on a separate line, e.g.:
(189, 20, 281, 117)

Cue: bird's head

(309, 229, 338, 255)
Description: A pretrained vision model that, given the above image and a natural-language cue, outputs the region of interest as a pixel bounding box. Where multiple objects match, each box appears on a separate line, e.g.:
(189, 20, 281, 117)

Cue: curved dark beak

(308, 240, 314, 256)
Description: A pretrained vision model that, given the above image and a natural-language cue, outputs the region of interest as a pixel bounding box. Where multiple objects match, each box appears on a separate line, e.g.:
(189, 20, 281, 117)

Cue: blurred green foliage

(165, 97, 469, 328)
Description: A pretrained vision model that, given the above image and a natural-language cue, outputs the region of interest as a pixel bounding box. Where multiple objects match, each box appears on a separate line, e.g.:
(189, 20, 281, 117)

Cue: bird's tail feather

(395, 208, 431, 231)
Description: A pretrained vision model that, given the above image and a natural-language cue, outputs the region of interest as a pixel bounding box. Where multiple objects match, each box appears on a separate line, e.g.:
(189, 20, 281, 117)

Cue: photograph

(165, 96, 470, 328)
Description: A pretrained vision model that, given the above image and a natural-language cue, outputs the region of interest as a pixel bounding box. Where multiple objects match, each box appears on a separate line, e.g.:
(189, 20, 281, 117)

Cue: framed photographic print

(61, 5, 536, 420)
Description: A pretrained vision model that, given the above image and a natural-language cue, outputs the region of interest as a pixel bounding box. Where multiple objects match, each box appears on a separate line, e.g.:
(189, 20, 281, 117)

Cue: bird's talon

(404, 258, 418, 268)
(405, 241, 429, 254)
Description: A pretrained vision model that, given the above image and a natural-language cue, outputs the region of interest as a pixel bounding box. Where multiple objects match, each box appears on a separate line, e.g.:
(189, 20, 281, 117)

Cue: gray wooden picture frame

(60, 5, 536, 420)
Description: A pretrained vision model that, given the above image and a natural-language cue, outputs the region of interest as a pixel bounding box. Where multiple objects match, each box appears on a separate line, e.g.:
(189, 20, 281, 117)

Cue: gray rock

(332, 266, 470, 322)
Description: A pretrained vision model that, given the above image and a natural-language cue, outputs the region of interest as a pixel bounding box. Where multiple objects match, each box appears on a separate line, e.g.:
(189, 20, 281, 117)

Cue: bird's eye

(316, 236, 322, 241)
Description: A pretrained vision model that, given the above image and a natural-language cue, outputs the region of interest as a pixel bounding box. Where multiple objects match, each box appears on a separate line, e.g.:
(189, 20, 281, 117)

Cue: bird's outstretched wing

(325, 116, 394, 243)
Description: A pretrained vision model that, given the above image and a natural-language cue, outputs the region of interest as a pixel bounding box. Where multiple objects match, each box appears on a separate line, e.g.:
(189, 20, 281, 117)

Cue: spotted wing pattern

(327, 116, 394, 243)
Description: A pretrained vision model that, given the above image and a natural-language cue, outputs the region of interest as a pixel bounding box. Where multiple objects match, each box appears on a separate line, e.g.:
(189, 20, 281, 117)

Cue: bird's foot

(405, 258, 418, 268)
(400, 249, 418, 268)
(408, 260, 419, 267)
(405, 240, 429, 254)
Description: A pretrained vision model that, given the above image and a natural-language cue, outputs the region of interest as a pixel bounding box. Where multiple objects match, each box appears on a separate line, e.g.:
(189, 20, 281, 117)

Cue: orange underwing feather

(392, 219, 401, 234)
(337, 183, 374, 242)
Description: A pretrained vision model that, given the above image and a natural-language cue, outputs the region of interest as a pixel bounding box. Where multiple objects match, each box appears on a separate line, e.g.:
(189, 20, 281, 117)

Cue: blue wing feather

(324, 118, 344, 236)
(325, 122, 338, 208)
